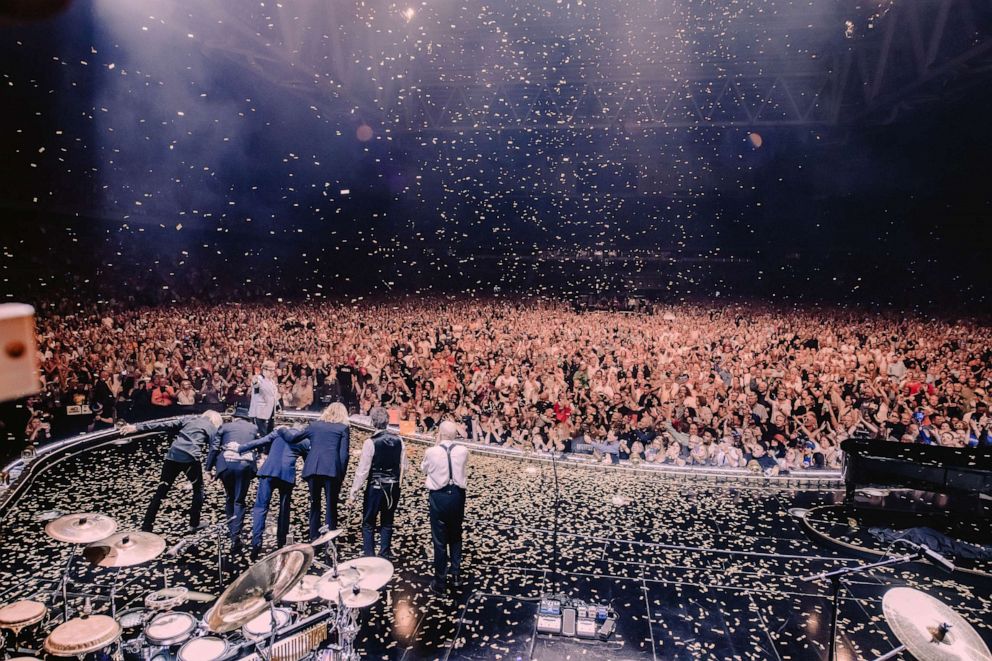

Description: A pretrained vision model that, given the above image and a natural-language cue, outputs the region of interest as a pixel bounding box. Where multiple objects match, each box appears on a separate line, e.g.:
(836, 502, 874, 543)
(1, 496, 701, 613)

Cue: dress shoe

(430, 579, 446, 596)
(188, 522, 209, 534)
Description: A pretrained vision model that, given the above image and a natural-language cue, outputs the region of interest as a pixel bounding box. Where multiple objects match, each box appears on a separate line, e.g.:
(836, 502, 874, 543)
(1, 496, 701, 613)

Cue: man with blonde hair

(122, 410, 223, 533)
(295, 402, 351, 539)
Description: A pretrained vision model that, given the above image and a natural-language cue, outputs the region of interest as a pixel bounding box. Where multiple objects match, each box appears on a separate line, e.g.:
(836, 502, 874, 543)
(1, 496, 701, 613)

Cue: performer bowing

(236, 425, 310, 561)
(205, 408, 259, 554)
(121, 410, 223, 534)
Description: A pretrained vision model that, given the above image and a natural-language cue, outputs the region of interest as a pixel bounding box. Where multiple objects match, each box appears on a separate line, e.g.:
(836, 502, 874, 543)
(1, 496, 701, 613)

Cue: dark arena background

(1, 0, 992, 660)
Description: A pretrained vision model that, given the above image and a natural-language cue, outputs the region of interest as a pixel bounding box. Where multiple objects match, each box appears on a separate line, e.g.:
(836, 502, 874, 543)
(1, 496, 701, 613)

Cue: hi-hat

(316, 569, 360, 603)
(83, 532, 165, 568)
(882, 587, 992, 661)
(335, 557, 394, 591)
(207, 543, 313, 634)
(45, 513, 117, 544)
(281, 575, 321, 603)
(340, 588, 379, 609)
(319, 581, 379, 609)
(311, 528, 343, 547)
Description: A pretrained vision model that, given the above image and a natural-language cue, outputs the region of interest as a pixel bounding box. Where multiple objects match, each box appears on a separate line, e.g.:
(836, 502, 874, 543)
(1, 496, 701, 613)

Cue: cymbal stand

(56, 544, 81, 621)
(333, 586, 361, 661)
(801, 552, 920, 661)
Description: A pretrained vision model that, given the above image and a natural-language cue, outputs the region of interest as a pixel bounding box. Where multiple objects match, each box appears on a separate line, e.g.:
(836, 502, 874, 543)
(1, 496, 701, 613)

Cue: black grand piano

(842, 438, 992, 499)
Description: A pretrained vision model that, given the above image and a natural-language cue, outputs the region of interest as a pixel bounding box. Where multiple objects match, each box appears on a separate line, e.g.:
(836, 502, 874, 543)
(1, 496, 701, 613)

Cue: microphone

(897, 539, 956, 573)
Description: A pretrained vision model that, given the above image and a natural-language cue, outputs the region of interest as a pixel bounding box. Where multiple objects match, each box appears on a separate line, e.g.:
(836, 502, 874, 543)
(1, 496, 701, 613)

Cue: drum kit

(0, 514, 394, 661)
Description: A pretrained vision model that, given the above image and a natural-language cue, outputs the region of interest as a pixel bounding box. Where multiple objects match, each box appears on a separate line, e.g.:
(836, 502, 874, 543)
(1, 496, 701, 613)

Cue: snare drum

(177, 636, 230, 661)
(143, 611, 198, 647)
(240, 607, 292, 641)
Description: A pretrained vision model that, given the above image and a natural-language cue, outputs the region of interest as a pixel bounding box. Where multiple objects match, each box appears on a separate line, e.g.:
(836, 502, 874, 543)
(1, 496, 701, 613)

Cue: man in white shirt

(421, 420, 469, 595)
(248, 360, 279, 436)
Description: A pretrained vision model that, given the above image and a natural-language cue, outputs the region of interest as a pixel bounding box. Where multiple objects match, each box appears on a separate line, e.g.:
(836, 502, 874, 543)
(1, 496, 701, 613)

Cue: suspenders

(440, 443, 459, 488)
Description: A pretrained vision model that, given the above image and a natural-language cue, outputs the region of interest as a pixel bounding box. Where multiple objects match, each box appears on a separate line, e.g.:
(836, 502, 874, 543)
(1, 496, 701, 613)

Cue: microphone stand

(801, 552, 922, 661)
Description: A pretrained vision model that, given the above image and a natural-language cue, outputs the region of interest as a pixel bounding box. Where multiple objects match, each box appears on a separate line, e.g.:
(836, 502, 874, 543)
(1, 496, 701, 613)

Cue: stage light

(401, 7, 415, 22)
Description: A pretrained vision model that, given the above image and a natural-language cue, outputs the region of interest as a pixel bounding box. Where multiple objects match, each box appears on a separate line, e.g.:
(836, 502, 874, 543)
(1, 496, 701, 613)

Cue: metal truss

(384, 73, 838, 133)
(833, 0, 992, 123)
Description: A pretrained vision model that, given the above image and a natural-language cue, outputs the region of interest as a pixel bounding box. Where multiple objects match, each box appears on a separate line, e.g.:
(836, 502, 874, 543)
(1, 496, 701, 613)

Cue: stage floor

(1, 431, 990, 660)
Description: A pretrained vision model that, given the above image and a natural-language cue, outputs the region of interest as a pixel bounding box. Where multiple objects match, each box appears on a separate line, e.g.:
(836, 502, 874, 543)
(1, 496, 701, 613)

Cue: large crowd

(11, 300, 992, 473)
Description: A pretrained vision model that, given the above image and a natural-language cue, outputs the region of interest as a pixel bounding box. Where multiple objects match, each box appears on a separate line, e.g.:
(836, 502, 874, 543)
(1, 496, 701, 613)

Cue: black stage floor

(1, 430, 990, 660)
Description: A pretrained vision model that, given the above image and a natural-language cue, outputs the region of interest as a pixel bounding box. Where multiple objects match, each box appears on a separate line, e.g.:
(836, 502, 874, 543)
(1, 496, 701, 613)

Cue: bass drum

(177, 636, 230, 661)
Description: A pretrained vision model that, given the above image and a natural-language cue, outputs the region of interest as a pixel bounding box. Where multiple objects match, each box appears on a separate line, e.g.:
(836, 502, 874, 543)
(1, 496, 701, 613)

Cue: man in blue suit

(205, 408, 259, 554)
(236, 425, 310, 561)
(295, 402, 351, 541)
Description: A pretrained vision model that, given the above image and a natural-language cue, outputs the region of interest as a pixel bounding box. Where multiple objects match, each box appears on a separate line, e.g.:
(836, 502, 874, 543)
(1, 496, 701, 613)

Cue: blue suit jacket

(239, 427, 310, 485)
(296, 421, 350, 479)
(206, 418, 259, 474)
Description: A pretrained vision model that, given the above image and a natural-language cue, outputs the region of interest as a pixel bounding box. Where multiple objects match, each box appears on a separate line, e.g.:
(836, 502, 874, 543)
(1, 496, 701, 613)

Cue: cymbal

(311, 528, 343, 547)
(281, 575, 321, 603)
(883, 587, 992, 661)
(336, 557, 394, 591)
(316, 569, 361, 603)
(44, 615, 121, 656)
(151, 586, 215, 603)
(83, 532, 166, 568)
(340, 588, 379, 609)
(45, 513, 117, 544)
(207, 543, 313, 634)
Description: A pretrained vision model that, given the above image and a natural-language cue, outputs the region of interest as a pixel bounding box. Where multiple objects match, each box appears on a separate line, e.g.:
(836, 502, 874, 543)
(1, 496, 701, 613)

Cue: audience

(16, 300, 992, 473)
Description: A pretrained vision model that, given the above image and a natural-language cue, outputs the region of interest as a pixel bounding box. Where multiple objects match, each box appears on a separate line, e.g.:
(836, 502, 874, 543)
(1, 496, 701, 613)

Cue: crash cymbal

(45, 513, 117, 544)
(336, 557, 394, 591)
(883, 587, 992, 661)
(44, 615, 121, 656)
(83, 532, 165, 568)
(207, 543, 313, 634)
(281, 575, 321, 603)
(310, 528, 343, 547)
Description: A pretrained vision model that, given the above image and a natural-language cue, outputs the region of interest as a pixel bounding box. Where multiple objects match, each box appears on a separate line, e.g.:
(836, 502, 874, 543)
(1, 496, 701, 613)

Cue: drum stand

(800, 551, 921, 661)
(333, 604, 361, 661)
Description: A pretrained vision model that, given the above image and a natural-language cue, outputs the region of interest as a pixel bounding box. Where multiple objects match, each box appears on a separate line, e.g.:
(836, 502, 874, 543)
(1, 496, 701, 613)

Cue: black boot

(249, 546, 261, 562)
(378, 527, 393, 560)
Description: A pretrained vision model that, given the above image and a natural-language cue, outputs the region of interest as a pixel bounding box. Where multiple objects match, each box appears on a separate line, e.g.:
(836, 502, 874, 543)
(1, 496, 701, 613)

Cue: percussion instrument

(241, 607, 293, 641)
(83, 532, 166, 568)
(116, 608, 149, 630)
(207, 544, 313, 634)
(339, 588, 379, 609)
(280, 575, 321, 604)
(143, 611, 198, 647)
(145, 587, 188, 611)
(310, 528, 343, 547)
(45, 513, 117, 545)
(335, 557, 394, 591)
(177, 636, 230, 661)
(0, 600, 46, 634)
(880, 587, 992, 661)
(44, 615, 121, 656)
